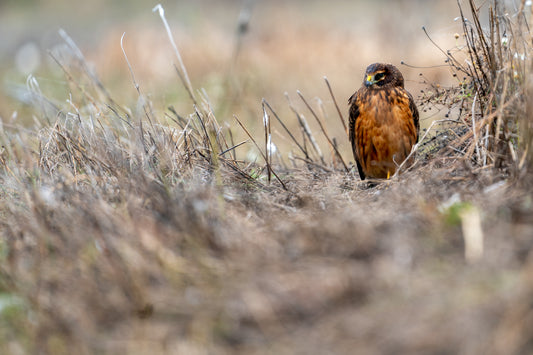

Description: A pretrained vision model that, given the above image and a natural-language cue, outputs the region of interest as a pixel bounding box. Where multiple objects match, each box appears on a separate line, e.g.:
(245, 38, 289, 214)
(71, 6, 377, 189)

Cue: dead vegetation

(0, 1, 532, 354)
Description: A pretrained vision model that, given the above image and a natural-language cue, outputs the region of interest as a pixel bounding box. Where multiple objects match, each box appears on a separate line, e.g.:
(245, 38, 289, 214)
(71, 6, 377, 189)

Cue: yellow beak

(365, 75, 375, 86)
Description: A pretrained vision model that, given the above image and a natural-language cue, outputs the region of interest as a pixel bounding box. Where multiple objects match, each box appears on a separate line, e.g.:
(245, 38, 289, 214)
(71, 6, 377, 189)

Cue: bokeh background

(1, 0, 460, 148)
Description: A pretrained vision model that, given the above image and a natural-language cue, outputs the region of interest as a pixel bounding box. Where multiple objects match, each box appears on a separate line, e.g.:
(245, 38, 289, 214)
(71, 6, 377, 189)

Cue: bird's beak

(365, 74, 375, 87)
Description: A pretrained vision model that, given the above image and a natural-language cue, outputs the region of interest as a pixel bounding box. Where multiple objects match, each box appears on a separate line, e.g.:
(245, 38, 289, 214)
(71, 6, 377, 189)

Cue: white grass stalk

(120, 33, 140, 92)
(152, 4, 193, 95)
(471, 93, 482, 164)
(460, 206, 484, 263)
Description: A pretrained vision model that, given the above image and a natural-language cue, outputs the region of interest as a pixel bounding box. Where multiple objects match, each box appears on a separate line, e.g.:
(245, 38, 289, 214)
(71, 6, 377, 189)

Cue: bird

(348, 63, 419, 180)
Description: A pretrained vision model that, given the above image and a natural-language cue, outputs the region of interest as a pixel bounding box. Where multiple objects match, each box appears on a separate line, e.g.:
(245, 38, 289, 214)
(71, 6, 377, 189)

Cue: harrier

(348, 63, 419, 180)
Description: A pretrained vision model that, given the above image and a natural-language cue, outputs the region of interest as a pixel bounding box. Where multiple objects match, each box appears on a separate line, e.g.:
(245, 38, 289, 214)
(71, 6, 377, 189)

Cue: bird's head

(363, 63, 404, 89)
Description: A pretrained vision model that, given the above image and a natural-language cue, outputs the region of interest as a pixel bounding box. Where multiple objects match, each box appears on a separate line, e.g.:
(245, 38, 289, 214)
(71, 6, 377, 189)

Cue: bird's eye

(374, 73, 385, 81)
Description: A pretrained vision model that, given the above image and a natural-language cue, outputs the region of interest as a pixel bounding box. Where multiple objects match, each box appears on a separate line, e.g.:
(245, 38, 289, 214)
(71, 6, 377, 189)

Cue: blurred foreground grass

(0, 0, 533, 354)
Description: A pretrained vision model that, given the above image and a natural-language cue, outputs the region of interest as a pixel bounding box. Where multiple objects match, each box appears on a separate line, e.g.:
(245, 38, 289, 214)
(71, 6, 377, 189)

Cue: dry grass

(0, 1, 533, 354)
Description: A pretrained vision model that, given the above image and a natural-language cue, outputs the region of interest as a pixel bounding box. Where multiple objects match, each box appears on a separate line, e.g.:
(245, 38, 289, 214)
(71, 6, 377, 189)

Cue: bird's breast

(355, 87, 417, 178)
(360, 88, 405, 124)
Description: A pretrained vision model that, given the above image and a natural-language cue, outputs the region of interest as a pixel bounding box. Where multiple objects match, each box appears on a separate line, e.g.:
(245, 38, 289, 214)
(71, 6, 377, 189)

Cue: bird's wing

(407, 91, 420, 142)
(348, 92, 366, 180)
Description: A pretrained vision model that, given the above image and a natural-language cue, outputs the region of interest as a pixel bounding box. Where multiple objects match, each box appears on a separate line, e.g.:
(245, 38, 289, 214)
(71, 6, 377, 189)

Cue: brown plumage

(348, 63, 419, 180)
